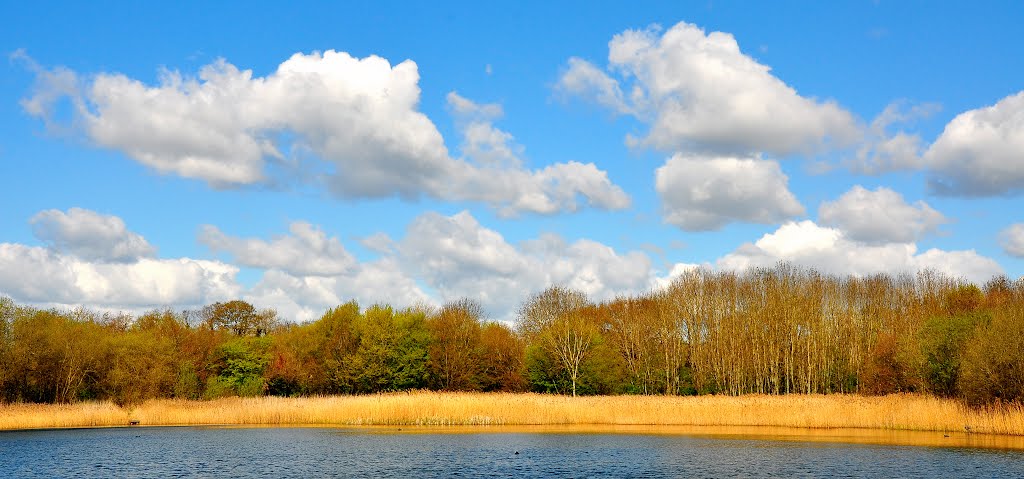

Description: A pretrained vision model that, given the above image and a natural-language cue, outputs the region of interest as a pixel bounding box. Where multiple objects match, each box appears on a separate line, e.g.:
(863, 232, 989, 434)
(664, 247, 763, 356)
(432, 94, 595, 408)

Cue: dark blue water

(1, 427, 1021, 478)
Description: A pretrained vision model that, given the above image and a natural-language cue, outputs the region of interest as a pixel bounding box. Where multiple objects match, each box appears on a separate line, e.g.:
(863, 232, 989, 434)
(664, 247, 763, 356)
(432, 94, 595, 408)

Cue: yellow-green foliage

(960, 302, 1024, 406)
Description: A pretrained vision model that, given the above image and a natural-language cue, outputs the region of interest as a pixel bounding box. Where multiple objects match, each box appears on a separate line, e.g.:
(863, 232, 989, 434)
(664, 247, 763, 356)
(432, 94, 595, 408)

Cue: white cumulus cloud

(844, 101, 940, 174)
(243, 258, 432, 323)
(557, 22, 860, 155)
(999, 223, 1024, 258)
(23, 52, 630, 216)
(717, 220, 1002, 285)
(444, 92, 631, 216)
(850, 132, 926, 174)
(1, 208, 239, 312)
(199, 221, 357, 276)
(818, 186, 947, 244)
(84, 52, 446, 192)
(200, 211, 658, 321)
(0, 243, 239, 309)
(29, 207, 156, 262)
(397, 211, 653, 319)
(655, 154, 805, 231)
(925, 91, 1024, 196)
(555, 57, 631, 113)
(2, 207, 1009, 323)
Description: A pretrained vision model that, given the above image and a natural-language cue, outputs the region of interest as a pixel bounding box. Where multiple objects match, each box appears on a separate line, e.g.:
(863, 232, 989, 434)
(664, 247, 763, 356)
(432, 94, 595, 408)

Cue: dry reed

(0, 401, 128, 430)
(3, 392, 1023, 437)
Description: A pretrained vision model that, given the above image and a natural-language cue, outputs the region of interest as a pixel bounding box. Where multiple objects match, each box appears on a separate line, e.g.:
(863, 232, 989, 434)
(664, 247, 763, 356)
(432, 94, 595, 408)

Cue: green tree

(350, 305, 430, 392)
(206, 337, 271, 398)
(273, 301, 365, 394)
(919, 313, 983, 397)
(5, 308, 106, 403)
(959, 302, 1024, 406)
(203, 300, 277, 336)
(575, 332, 628, 395)
(524, 343, 569, 394)
(101, 329, 177, 405)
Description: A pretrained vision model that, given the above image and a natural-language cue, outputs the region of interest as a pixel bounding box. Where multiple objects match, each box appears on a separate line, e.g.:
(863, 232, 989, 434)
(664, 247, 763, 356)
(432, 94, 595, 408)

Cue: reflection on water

(1, 426, 1022, 478)
(359, 424, 1024, 451)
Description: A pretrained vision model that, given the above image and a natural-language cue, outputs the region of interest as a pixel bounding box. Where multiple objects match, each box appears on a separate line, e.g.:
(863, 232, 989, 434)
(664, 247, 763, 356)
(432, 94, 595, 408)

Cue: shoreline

(3, 392, 1023, 449)
(6, 423, 1024, 452)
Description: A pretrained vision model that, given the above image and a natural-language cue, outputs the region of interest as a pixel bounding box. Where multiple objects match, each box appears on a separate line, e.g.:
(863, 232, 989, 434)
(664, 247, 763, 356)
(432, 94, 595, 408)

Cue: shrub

(959, 305, 1024, 407)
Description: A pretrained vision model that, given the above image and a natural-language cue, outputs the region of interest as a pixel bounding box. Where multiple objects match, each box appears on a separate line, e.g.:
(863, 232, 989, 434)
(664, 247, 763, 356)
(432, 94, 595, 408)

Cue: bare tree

(518, 286, 593, 396)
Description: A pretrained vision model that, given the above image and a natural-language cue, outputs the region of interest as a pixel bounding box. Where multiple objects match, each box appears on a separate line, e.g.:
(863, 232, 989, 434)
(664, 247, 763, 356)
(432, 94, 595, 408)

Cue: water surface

(1, 426, 1021, 478)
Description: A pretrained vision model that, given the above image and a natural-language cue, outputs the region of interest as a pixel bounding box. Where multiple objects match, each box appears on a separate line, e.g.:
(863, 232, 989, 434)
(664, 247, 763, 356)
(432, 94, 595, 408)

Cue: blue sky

(2, 1, 1022, 321)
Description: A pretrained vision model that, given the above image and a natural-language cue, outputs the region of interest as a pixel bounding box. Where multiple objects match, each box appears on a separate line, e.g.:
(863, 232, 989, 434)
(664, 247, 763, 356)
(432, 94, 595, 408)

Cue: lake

(1, 426, 1022, 477)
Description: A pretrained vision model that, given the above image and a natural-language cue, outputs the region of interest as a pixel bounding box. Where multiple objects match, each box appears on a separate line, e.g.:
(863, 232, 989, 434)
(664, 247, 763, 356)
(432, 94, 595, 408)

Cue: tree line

(1, 264, 1022, 406)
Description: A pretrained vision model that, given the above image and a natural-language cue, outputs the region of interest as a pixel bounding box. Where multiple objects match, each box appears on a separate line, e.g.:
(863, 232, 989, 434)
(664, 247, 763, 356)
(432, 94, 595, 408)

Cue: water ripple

(0, 427, 1021, 478)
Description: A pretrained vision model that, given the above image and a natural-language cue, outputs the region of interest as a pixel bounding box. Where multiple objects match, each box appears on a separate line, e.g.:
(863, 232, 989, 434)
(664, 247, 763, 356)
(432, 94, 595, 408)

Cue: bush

(860, 334, 913, 395)
(237, 376, 265, 397)
(918, 313, 983, 397)
(959, 305, 1024, 407)
(203, 376, 234, 400)
(174, 365, 202, 399)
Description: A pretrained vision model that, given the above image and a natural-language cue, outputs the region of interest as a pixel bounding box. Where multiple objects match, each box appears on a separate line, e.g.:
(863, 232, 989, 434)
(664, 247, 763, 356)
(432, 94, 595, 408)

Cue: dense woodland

(1, 264, 1022, 407)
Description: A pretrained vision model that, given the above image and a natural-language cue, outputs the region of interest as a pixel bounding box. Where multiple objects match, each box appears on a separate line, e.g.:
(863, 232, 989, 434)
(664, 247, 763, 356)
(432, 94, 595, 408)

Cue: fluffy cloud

(447, 161, 631, 217)
(717, 220, 1002, 284)
(1000, 223, 1024, 258)
(397, 211, 536, 317)
(655, 154, 805, 231)
(849, 132, 925, 174)
(818, 186, 947, 244)
(2, 207, 1010, 322)
(522, 235, 654, 297)
(555, 57, 631, 113)
(0, 244, 238, 309)
(557, 22, 859, 155)
(198, 219, 440, 322)
(1, 208, 238, 311)
(23, 52, 629, 215)
(444, 92, 631, 216)
(925, 91, 1024, 196)
(397, 211, 653, 318)
(199, 222, 356, 276)
(6, 207, 660, 322)
(30, 207, 156, 262)
(457, 117, 521, 169)
(243, 258, 432, 323)
(359, 232, 396, 254)
(211, 211, 657, 321)
(86, 53, 445, 191)
(845, 102, 940, 174)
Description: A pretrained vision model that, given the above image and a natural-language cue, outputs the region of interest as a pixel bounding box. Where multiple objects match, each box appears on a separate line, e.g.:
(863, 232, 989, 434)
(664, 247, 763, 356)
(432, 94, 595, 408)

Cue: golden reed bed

(2, 392, 1023, 438)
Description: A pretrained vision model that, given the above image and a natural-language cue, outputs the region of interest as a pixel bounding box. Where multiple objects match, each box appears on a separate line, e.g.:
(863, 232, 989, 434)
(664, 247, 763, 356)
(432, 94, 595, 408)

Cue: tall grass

(0, 401, 128, 430)
(3, 392, 1023, 437)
